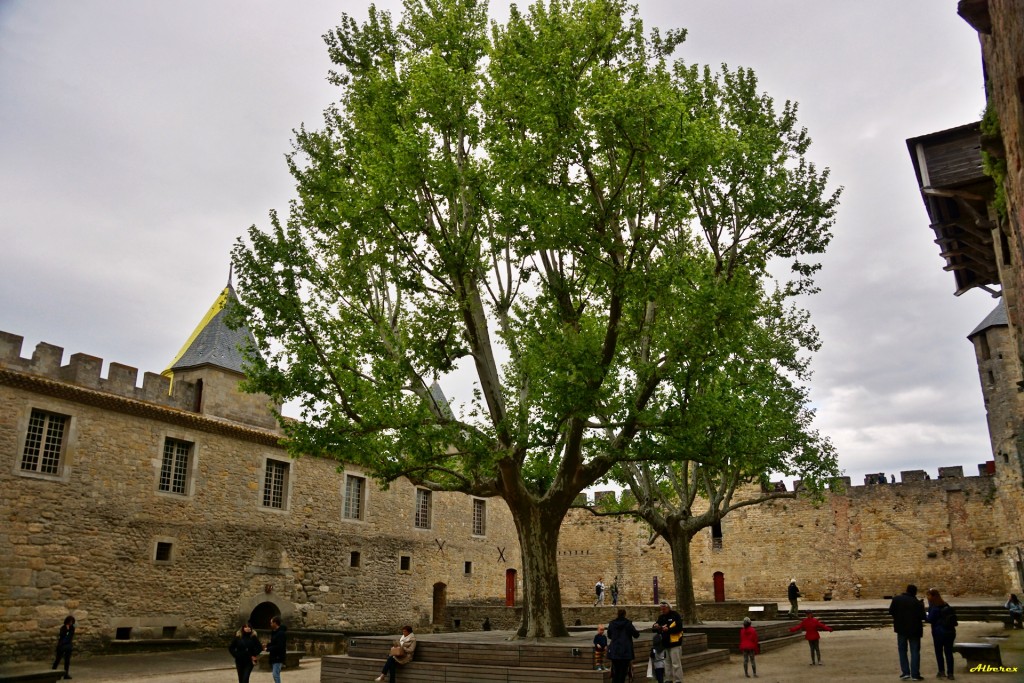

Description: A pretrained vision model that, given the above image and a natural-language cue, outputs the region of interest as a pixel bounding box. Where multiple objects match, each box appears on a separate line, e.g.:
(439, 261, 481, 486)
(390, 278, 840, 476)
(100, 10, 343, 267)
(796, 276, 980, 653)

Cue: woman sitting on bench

(375, 625, 416, 682)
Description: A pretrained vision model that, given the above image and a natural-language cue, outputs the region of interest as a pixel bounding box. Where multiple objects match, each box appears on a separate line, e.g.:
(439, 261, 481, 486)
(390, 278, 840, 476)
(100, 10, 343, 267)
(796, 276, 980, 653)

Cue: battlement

(0, 330, 198, 411)
(581, 460, 999, 506)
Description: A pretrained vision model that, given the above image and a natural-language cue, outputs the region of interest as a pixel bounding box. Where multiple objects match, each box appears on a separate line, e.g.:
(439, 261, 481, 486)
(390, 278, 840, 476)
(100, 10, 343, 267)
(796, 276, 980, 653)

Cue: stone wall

(0, 336, 521, 661)
(558, 472, 1012, 611)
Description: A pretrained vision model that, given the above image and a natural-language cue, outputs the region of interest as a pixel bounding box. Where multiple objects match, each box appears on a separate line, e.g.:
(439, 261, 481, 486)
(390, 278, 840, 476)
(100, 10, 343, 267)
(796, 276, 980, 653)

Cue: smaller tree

(612, 291, 838, 621)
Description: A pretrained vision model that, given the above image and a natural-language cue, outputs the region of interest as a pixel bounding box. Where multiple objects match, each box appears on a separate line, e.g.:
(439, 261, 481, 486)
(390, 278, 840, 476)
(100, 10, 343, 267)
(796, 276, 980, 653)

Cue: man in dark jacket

(889, 584, 926, 681)
(787, 579, 801, 617)
(653, 601, 684, 682)
(267, 616, 287, 683)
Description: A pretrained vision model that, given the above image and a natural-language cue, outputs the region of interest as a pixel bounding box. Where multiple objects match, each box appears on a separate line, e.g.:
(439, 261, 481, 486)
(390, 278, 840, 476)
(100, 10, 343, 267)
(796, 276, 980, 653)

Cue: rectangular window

(158, 438, 192, 495)
(400, 555, 411, 571)
(343, 475, 365, 520)
(414, 488, 432, 529)
(464, 561, 473, 574)
(350, 551, 361, 568)
(472, 499, 486, 536)
(155, 542, 173, 562)
(263, 460, 290, 509)
(21, 409, 68, 475)
(711, 521, 723, 551)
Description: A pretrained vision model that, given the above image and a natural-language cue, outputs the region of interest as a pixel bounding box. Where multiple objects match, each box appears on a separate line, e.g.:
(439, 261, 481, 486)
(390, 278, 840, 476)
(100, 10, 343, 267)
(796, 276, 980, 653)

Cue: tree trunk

(506, 495, 570, 638)
(665, 523, 700, 624)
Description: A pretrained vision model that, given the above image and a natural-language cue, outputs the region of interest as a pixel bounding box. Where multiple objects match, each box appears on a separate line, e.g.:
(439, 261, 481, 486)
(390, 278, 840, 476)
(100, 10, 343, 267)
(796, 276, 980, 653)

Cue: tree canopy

(231, 0, 839, 637)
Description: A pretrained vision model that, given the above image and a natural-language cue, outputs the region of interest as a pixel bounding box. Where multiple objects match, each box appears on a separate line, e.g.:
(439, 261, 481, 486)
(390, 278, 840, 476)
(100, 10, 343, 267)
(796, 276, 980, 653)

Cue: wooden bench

(0, 671, 66, 683)
(953, 642, 1002, 667)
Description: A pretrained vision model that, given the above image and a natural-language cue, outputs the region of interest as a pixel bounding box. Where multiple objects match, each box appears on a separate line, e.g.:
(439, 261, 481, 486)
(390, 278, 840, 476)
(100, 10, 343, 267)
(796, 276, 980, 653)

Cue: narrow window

(350, 551, 361, 568)
(464, 561, 473, 574)
(158, 438, 192, 495)
(414, 488, 432, 529)
(1000, 229, 1012, 266)
(263, 460, 290, 509)
(400, 555, 411, 571)
(711, 521, 723, 551)
(472, 498, 486, 536)
(21, 409, 68, 475)
(343, 475, 365, 520)
(155, 542, 173, 562)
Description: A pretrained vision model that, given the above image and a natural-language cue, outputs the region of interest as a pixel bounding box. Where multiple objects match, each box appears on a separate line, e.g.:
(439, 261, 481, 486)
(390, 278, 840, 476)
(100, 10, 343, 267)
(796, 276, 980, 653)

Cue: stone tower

(968, 301, 1024, 588)
(163, 281, 281, 431)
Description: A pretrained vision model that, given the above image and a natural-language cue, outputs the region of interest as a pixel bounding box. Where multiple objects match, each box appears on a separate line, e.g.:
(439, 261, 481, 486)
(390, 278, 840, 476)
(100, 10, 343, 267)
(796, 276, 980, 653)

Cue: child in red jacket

(739, 617, 760, 678)
(789, 611, 833, 665)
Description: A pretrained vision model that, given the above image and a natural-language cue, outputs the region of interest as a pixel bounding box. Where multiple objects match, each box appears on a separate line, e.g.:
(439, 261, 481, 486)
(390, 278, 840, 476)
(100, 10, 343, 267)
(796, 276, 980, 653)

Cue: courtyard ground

(35, 619, 1020, 682)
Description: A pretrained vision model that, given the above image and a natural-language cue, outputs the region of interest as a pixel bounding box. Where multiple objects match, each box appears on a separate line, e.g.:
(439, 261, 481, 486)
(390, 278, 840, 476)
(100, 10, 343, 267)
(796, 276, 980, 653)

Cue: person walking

(267, 616, 287, 683)
(739, 617, 760, 677)
(607, 608, 640, 683)
(788, 610, 832, 665)
(787, 579, 801, 618)
(653, 600, 684, 683)
(593, 624, 608, 671)
(375, 625, 416, 683)
(51, 615, 75, 680)
(889, 584, 926, 681)
(595, 577, 606, 606)
(228, 621, 263, 683)
(925, 589, 957, 680)
(611, 577, 620, 606)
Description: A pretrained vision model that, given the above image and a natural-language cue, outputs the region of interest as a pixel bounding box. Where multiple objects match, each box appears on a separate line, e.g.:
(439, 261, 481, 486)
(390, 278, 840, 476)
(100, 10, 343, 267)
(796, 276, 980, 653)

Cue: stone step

(323, 648, 731, 682)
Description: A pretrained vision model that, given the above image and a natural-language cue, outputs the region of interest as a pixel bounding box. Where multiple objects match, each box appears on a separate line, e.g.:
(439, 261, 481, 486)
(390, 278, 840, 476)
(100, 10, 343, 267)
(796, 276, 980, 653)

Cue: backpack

(942, 606, 958, 629)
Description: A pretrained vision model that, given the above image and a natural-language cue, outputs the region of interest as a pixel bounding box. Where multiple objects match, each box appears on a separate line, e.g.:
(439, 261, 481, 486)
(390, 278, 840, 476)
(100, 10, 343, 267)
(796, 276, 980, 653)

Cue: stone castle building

(3, 280, 1021, 662)
(3, 0, 1023, 664)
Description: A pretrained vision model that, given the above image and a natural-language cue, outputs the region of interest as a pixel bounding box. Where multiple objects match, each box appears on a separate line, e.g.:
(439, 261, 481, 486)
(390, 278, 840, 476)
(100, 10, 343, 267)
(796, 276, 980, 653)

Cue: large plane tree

(232, 0, 838, 638)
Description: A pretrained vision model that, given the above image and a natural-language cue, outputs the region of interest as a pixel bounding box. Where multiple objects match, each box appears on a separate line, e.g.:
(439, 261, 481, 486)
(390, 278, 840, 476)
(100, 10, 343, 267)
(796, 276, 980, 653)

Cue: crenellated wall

(558, 468, 1013, 612)
(0, 331, 198, 412)
(0, 330, 521, 661)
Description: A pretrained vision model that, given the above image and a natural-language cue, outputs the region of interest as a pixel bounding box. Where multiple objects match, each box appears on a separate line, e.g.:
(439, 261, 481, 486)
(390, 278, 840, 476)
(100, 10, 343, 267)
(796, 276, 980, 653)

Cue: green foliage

(981, 97, 1008, 221)
(233, 0, 839, 499)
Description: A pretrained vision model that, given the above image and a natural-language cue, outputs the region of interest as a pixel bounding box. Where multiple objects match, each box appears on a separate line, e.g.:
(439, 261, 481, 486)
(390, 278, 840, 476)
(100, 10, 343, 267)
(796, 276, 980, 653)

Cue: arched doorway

(432, 582, 447, 626)
(249, 601, 281, 630)
(505, 568, 517, 607)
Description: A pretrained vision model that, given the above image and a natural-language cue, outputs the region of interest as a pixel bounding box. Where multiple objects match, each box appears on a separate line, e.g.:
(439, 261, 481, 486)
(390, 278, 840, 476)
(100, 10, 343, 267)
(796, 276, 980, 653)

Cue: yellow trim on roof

(162, 287, 231, 377)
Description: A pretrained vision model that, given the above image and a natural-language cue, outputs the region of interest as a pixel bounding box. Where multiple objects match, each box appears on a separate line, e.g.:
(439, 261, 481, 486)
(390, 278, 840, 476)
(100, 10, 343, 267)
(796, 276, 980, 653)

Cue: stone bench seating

(325, 631, 730, 682)
(953, 642, 1002, 667)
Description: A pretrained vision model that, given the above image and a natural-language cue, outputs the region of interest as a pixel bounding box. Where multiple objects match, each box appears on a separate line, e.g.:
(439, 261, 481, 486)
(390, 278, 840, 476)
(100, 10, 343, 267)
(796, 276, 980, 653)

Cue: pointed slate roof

(164, 284, 257, 376)
(967, 299, 1008, 339)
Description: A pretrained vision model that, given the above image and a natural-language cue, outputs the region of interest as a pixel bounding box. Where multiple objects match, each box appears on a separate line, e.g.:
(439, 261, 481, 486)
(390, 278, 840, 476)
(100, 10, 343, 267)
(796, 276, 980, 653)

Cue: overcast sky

(0, 1, 999, 484)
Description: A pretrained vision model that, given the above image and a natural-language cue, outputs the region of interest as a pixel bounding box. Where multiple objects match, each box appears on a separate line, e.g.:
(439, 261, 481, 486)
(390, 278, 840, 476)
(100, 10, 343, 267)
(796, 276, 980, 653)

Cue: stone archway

(432, 582, 447, 625)
(249, 601, 281, 630)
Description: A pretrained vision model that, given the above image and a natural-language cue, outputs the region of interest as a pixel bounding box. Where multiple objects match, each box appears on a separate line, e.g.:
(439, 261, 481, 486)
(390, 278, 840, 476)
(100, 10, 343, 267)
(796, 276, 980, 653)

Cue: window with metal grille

(414, 488, 432, 529)
(263, 460, 289, 509)
(21, 409, 67, 475)
(343, 475, 365, 520)
(158, 438, 191, 494)
(472, 499, 486, 536)
(155, 541, 173, 562)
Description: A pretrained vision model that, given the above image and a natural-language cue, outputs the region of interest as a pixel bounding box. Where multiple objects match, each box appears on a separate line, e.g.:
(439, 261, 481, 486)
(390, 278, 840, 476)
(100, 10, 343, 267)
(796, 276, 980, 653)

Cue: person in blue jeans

(889, 584, 926, 681)
(925, 589, 957, 680)
(267, 616, 287, 683)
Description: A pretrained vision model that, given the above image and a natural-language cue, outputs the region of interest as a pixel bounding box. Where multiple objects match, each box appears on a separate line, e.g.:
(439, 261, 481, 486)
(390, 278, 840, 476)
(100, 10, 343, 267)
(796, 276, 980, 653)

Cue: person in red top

(739, 617, 760, 678)
(789, 611, 833, 665)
